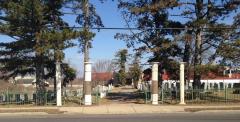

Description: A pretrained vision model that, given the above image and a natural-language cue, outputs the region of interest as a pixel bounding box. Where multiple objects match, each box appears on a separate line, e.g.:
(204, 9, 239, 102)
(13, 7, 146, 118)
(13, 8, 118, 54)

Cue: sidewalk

(60, 104, 240, 114)
(1, 86, 240, 115)
(1, 104, 240, 115)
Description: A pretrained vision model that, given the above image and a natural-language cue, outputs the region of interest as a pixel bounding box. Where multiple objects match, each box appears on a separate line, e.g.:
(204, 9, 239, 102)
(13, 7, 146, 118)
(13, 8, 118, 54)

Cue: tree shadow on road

(106, 91, 145, 104)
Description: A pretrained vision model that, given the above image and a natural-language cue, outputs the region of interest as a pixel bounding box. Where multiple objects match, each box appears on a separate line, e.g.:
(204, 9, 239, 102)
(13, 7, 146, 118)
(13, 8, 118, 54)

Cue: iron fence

(0, 89, 56, 106)
(158, 88, 240, 104)
(0, 86, 103, 106)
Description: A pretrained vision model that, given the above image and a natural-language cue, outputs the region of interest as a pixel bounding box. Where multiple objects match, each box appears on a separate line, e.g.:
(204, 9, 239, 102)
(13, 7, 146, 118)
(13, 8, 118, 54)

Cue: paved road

(0, 112, 239, 122)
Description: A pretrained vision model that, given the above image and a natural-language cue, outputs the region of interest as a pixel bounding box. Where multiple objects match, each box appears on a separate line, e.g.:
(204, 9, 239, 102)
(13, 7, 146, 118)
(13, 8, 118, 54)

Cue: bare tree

(93, 59, 114, 73)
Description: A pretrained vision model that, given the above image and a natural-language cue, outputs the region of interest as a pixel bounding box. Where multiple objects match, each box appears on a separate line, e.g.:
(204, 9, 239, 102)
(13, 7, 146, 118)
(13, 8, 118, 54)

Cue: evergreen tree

(116, 0, 239, 89)
(64, 0, 104, 59)
(0, 0, 48, 104)
(62, 63, 77, 87)
(42, 0, 81, 98)
(176, 0, 239, 89)
(115, 0, 183, 82)
(217, 13, 240, 66)
(114, 49, 128, 85)
(128, 52, 142, 88)
(0, 0, 82, 104)
(64, 0, 104, 97)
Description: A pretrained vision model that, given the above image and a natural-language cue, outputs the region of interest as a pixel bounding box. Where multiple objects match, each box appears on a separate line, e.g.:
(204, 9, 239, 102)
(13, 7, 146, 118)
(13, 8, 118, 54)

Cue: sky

(0, 0, 127, 77)
(62, 0, 236, 76)
(62, 0, 128, 76)
(0, 0, 238, 77)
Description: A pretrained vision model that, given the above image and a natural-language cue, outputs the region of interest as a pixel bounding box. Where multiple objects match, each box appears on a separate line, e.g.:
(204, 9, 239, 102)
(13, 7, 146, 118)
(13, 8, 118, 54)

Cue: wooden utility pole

(83, 0, 92, 105)
(151, 62, 159, 105)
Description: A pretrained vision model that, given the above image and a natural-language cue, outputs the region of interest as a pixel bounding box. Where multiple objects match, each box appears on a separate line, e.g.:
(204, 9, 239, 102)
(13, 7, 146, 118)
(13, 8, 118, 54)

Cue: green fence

(63, 87, 101, 106)
(158, 88, 240, 104)
(0, 90, 56, 106)
(0, 87, 102, 106)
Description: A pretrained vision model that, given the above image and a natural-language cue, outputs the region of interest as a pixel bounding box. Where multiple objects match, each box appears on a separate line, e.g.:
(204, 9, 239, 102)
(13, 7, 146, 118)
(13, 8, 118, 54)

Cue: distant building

(92, 72, 113, 86)
(13, 75, 36, 87)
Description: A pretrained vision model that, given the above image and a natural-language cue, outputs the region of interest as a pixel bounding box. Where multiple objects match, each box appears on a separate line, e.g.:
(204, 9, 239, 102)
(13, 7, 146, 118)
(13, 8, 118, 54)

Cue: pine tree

(115, 0, 184, 81)
(128, 52, 142, 88)
(64, 0, 103, 99)
(0, 0, 82, 104)
(42, 0, 82, 98)
(176, 0, 239, 89)
(217, 13, 240, 66)
(114, 49, 128, 85)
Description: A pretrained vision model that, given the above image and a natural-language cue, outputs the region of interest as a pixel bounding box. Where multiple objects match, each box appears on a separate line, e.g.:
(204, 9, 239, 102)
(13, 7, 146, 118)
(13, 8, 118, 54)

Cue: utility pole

(83, 0, 92, 105)
(151, 62, 159, 105)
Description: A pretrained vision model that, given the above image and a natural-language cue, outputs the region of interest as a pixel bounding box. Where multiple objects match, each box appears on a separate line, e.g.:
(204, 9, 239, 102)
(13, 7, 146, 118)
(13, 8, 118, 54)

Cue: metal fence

(158, 88, 240, 104)
(62, 87, 103, 106)
(140, 82, 240, 104)
(0, 89, 56, 106)
(0, 86, 105, 106)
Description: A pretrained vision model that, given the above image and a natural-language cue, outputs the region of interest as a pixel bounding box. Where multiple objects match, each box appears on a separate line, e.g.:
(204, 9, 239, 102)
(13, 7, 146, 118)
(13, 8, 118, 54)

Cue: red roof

(92, 72, 113, 81)
(199, 73, 240, 80)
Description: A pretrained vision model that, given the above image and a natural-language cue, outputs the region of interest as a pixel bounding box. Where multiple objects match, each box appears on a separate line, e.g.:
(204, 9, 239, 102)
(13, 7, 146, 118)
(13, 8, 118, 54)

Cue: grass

(0, 109, 65, 114)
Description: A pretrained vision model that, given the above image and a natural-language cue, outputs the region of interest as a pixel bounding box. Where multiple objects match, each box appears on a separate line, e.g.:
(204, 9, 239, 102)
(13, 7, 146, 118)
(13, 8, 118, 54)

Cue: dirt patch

(0, 109, 65, 114)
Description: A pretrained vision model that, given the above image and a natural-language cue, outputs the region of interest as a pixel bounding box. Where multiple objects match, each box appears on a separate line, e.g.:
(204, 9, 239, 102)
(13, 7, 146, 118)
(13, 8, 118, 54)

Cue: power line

(64, 26, 239, 30)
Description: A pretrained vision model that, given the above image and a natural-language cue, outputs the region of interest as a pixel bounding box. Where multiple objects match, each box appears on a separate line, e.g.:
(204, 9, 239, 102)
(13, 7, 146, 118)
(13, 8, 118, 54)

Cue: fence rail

(0, 86, 107, 106)
(158, 88, 240, 104)
(140, 82, 240, 104)
(0, 90, 56, 106)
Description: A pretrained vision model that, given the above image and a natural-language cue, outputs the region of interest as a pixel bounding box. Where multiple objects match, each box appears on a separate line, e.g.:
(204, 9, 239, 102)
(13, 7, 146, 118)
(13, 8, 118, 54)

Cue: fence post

(151, 62, 159, 105)
(145, 90, 148, 104)
(7, 88, 9, 105)
(225, 84, 227, 103)
(179, 62, 186, 105)
(96, 86, 100, 104)
(45, 92, 47, 105)
(161, 86, 164, 104)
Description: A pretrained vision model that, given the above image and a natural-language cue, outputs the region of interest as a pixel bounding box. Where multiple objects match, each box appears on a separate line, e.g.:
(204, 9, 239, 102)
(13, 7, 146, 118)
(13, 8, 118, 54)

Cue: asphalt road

(0, 112, 239, 122)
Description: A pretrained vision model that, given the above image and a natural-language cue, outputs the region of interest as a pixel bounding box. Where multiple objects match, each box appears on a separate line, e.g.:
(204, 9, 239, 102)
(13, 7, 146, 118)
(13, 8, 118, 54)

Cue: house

(92, 72, 113, 86)
(141, 66, 240, 89)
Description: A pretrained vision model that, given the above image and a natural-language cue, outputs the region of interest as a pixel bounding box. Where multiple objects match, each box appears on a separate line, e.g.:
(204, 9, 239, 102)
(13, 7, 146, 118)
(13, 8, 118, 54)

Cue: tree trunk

(83, 0, 91, 104)
(193, 29, 202, 89)
(193, 0, 203, 90)
(183, 38, 191, 88)
(54, 74, 56, 98)
(35, 53, 46, 105)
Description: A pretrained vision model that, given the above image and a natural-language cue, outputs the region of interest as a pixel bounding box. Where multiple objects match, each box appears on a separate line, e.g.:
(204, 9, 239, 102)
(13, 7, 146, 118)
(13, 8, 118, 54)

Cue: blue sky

(63, 0, 129, 76)
(0, 0, 127, 77)
(0, 0, 237, 77)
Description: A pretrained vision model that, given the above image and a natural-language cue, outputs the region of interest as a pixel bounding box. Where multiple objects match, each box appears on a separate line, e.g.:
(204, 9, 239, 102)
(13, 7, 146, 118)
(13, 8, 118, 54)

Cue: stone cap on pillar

(151, 62, 159, 64)
(55, 61, 62, 64)
(180, 62, 186, 64)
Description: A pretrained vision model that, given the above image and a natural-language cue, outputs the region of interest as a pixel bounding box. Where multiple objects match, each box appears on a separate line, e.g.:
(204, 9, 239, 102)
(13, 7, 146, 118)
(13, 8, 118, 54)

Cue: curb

(0, 106, 240, 115)
(185, 107, 240, 112)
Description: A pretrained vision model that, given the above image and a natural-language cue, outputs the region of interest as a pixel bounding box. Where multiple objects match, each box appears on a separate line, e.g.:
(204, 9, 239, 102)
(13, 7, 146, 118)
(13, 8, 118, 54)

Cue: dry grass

(0, 109, 65, 114)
